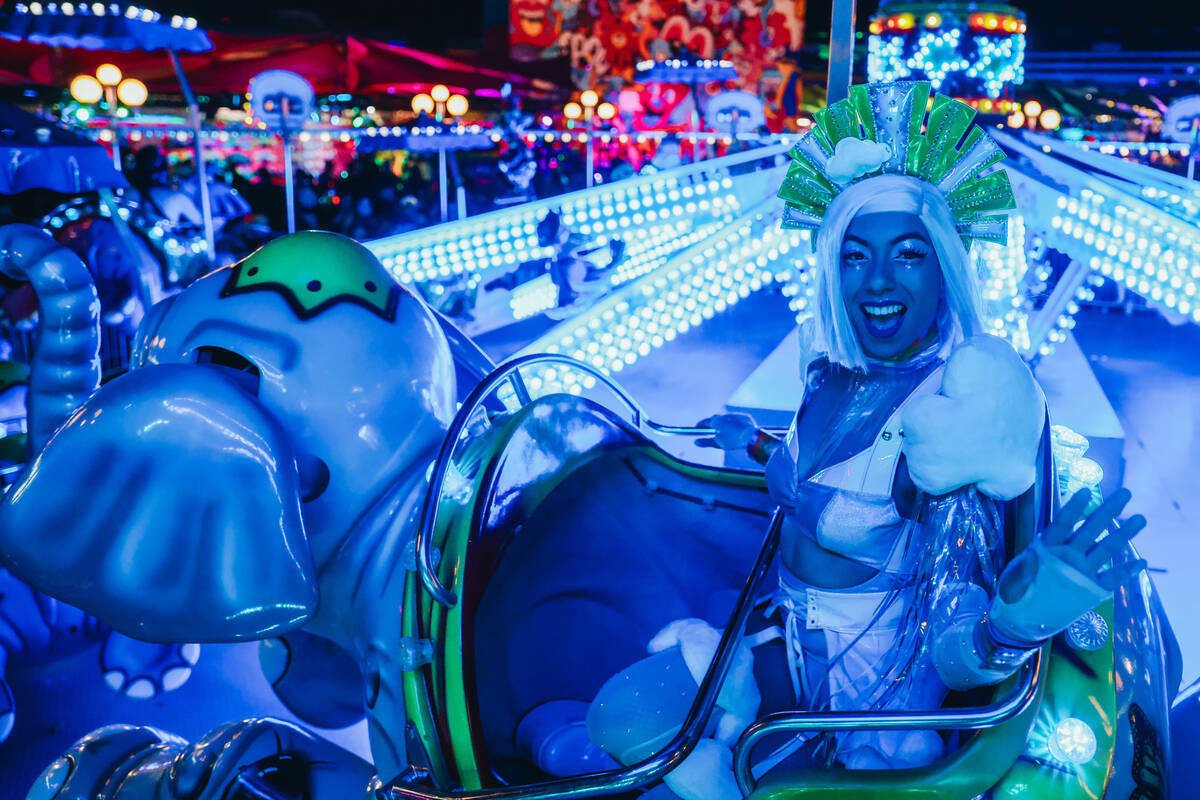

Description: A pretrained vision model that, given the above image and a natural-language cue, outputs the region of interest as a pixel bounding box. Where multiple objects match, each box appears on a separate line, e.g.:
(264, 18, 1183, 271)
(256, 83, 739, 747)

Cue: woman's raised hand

(1039, 488, 1148, 590)
(695, 413, 759, 451)
(990, 488, 1147, 646)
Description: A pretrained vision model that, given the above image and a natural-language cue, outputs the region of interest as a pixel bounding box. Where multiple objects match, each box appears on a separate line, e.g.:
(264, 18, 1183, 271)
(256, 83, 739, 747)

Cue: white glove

(991, 488, 1146, 646)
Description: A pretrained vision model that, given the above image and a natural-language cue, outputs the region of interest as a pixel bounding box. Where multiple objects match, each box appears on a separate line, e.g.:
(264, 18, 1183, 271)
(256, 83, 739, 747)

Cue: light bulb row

(1049, 189, 1200, 322)
(14, 1, 195, 24)
(516, 207, 803, 398)
(972, 214, 1037, 355)
(370, 175, 740, 289)
(868, 27, 1025, 100)
(1139, 185, 1200, 226)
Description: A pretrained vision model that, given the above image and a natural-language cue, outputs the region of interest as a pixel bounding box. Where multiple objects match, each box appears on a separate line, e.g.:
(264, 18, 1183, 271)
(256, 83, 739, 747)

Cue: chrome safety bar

(387, 509, 784, 800)
(731, 652, 1043, 795)
(415, 353, 785, 608)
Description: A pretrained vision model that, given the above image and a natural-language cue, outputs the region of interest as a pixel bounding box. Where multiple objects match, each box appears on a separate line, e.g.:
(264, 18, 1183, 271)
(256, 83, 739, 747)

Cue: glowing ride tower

(867, 1, 1026, 113)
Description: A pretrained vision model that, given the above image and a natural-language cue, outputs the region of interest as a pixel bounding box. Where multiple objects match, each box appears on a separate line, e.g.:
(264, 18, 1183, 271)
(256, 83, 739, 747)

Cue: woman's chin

(862, 315, 906, 340)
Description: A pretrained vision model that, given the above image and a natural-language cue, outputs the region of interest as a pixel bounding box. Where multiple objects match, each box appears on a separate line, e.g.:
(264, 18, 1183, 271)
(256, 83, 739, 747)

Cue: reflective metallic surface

(386, 511, 783, 800)
(732, 656, 1042, 795)
(0, 224, 100, 453)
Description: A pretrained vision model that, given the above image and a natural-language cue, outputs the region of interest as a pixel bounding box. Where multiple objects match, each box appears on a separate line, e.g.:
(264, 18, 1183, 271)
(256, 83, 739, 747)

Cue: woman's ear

(0, 364, 318, 643)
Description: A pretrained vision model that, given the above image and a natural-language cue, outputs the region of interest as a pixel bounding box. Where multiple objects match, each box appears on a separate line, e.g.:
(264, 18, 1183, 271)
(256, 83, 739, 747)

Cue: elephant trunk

(0, 224, 100, 453)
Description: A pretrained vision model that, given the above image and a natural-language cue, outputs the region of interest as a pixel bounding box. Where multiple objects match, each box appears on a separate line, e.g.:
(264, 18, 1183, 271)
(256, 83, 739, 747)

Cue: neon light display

(867, 2, 1026, 101)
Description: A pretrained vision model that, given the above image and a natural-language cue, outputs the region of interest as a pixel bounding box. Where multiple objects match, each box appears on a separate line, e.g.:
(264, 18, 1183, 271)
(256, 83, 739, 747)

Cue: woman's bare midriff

(780, 517, 883, 589)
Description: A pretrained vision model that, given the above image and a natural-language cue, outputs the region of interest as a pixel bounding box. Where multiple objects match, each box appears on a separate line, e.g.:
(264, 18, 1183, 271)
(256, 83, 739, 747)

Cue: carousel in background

(867, 0, 1026, 113)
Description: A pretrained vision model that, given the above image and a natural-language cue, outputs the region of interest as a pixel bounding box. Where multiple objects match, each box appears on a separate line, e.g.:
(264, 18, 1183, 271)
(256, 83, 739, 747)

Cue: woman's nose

(863, 257, 896, 294)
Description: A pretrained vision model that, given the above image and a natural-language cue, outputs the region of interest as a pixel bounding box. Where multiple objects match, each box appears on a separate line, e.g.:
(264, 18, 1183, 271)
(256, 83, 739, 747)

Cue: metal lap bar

(416, 353, 781, 608)
(391, 510, 784, 800)
(732, 653, 1043, 795)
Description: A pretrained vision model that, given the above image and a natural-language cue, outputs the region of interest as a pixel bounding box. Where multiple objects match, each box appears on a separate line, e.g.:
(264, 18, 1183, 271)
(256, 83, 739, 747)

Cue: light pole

(446, 93, 469, 221)
(827, 0, 858, 105)
(70, 64, 147, 169)
(565, 92, 616, 188)
(431, 83, 451, 122)
(1006, 102, 1062, 134)
(414, 87, 470, 222)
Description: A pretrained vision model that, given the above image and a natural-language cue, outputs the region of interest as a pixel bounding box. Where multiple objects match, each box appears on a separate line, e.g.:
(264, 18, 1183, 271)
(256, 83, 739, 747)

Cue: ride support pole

(447, 148, 467, 220)
(439, 146, 449, 223)
(168, 49, 215, 261)
(1189, 118, 1198, 181)
(827, 0, 858, 105)
(281, 97, 296, 234)
(586, 127, 595, 188)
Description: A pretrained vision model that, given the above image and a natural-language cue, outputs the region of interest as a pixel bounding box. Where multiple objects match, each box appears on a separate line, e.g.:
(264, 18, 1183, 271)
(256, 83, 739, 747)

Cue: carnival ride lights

(508, 216, 728, 321)
(868, 3, 1026, 101)
(517, 202, 800, 397)
(1050, 190, 1200, 319)
(1047, 718, 1099, 765)
(42, 196, 210, 260)
(1045, 135, 1200, 227)
(364, 150, 770, 323)
(10, 1, 197, 27)
(1000, 132, 1200, 326)
(365, 126, 1200, 407)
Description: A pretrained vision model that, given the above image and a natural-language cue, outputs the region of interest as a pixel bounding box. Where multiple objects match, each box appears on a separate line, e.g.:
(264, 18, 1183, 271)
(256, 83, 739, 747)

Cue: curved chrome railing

(387, 509, 783, 800)
(731, 652, 1043, 795)
(415, 352, 784, 608)
(406, 353, 1046, 799)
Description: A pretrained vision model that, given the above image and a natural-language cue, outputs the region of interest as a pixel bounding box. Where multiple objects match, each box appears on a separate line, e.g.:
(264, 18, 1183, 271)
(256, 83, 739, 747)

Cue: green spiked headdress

(778, 81, 1015, 247)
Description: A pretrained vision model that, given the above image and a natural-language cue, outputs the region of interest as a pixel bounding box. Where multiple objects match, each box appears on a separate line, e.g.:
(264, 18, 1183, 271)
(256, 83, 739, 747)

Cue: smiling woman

(582, 82, 1149, 800)
(809, 173, 986, 371)
(839, 212, 943, 361)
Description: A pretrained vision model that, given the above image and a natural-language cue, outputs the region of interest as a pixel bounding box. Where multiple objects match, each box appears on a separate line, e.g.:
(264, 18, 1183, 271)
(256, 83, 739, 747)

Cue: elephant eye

(196, 346, 261, 397)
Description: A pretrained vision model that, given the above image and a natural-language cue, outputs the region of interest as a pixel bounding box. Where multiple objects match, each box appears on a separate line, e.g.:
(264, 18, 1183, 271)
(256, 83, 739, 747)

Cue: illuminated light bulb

(1047, 718, 1097, 765)
(430, 84, 450, 103)
(96, 63, 122, 86)
(116, 78, 147, 107)
(70, 74, 103, 104)
(446, 94, 469, 117)
(412, 94, 434, 114)
(1039, 108, 1062, 130)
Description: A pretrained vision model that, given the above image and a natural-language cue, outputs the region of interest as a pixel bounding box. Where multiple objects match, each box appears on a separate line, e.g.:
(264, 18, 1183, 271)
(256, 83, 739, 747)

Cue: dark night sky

(166, 0, 1200, 53)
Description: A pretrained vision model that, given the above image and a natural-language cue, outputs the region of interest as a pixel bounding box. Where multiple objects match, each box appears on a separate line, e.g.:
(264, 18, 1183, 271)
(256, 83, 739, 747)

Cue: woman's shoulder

(900, 334, 1046, 501)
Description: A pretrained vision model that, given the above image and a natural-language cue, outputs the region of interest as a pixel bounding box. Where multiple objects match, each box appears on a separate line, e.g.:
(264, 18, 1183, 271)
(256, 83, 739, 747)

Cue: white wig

(808, 174, 985, 372)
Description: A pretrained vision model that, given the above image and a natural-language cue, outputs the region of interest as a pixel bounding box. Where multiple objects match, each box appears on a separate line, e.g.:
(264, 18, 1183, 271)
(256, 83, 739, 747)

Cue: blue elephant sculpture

(1, 230, 458, 790)
(0, 225, 199, 744)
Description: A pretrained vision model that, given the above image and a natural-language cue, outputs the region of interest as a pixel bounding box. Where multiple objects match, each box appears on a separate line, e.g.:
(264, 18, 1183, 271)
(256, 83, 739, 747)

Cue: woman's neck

(868, 323, 941, 368)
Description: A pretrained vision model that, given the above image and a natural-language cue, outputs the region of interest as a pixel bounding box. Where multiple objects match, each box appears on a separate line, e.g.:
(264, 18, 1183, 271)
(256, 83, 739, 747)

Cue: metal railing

(415, 353, 785, 608)
(405, 352, 1046, 799)
(387, 509, 783, 800)
(731, 653, 1042, 795)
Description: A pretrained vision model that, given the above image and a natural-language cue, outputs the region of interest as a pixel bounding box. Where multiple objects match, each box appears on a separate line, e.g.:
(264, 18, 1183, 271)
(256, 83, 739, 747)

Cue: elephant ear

(0, 363, 318, 643)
